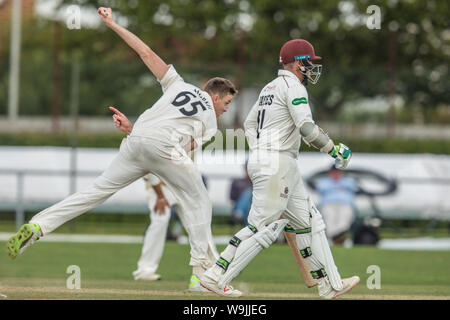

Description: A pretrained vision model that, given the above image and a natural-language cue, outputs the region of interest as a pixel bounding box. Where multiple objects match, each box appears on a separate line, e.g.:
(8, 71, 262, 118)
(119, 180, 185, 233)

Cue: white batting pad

(310, 206, 343, 290)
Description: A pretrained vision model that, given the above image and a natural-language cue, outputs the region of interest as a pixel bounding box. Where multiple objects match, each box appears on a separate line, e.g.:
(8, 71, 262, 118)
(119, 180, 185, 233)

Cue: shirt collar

(278, 69, 301, 83)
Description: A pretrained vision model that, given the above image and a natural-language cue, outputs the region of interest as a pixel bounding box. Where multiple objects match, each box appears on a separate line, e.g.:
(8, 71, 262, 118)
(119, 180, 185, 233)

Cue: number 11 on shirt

(256, 109, 266, 139)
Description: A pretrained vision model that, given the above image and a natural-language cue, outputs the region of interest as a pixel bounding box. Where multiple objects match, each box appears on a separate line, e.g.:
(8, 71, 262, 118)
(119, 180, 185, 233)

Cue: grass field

(1, 239, 449, 300)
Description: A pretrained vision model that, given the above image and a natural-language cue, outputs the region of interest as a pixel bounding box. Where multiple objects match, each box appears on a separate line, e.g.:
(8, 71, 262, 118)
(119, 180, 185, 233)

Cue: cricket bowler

(7, 7, 239, 295)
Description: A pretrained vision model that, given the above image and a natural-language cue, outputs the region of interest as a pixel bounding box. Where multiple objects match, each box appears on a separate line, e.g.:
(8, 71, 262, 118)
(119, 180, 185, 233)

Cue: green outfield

(0, 240, 449, 300)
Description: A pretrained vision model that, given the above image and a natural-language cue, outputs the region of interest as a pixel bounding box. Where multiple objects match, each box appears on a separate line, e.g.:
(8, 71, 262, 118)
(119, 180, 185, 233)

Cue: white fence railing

(1, 147, 450, 229)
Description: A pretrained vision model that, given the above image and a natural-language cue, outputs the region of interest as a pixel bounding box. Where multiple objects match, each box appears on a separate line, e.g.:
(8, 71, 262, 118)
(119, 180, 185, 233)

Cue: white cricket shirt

(244, 69, 314, 158)
(131, 65, 217, 148)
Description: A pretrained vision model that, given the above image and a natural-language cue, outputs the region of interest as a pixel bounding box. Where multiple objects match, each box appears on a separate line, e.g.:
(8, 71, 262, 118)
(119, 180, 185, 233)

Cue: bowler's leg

(31, 147, 146, 235)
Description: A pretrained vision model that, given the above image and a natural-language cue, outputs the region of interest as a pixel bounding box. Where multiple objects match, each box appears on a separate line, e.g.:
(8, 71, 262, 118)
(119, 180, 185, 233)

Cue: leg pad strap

(216, 257, 231, 271)
(311, 268, 327, 279)
(300, 247, 312, 258)
(248, 224, 258, 234)
(284, 224, 312, 234)
(229, 236, 242, 248)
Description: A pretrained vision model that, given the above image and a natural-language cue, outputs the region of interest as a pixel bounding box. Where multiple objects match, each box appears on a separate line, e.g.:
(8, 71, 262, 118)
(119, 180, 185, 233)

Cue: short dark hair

(203, 77, 238, 98)
(283, 61, 295, 67)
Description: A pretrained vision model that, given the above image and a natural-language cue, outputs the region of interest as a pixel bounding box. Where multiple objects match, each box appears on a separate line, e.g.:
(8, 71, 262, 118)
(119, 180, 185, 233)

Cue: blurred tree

(245, 0, 449, 121)
(57, 0, 450, 121)
(0, 0, 448, 124)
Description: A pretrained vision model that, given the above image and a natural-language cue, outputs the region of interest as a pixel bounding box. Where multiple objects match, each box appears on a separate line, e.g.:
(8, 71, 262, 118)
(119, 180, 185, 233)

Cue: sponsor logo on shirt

(292, 97, 308, 105)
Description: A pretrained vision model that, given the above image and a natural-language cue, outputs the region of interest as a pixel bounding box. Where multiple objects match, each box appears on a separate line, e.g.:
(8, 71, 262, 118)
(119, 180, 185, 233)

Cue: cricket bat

(283, 230, 318, 288)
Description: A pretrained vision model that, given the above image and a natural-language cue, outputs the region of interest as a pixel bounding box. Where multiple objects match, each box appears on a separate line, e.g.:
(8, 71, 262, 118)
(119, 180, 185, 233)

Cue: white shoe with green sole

(188, 274, 209, 292)
(6, 223, 42, 259)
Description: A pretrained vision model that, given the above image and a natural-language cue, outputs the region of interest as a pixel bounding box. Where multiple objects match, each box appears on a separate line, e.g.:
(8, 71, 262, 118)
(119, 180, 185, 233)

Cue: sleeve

(243, 103, 259, 150)
(146, 173, 162, 186)
(201, 111, 218, 144)
(158, 64, 184, 93)
(285, 83, 314, 128)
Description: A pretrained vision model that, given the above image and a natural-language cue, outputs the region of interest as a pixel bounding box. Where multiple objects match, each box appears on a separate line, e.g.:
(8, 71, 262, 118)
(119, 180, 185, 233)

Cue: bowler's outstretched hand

(109, 106, 133, 134)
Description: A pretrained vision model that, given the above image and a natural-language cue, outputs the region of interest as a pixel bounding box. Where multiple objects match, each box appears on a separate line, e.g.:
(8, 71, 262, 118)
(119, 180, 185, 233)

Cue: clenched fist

(98, 7, 114, 25)
(329, 143, 352, 170)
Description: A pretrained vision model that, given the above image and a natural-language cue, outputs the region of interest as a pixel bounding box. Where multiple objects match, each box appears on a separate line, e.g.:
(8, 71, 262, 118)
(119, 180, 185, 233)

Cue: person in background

(229, 164, 252, 226)
(134, 174, 210, 293)
(315, 165, 357, 245)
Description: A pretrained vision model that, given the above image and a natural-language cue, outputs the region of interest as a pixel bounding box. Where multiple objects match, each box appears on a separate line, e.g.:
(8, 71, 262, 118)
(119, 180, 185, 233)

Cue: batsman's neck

(283, 64, 305, 83)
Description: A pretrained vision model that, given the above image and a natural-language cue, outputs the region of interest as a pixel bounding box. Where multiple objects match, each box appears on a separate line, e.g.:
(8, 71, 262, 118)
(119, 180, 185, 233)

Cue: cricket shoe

(199, 269, 242, 298)
(187, 274, 209, 292)
(318, 275, 360, 299)
(6, 223, 42, 259)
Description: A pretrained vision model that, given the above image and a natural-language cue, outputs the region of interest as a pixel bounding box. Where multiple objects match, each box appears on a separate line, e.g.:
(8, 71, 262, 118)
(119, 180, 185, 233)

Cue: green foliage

(0, 1, 448, 122)
(0, 132, 125, 147)
(301, 137, 450, 154)
(1, 131, 449, 154)
(343, 138, 450, 154)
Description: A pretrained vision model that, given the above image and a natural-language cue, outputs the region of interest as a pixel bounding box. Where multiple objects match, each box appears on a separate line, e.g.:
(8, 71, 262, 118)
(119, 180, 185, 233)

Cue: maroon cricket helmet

(279, 39, 321, 65)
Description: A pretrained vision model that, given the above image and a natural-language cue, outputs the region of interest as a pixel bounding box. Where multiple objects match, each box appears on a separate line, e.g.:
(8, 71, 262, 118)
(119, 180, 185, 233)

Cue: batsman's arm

(98, 7, 169, 81)
(299, 121, 352, 169)
(285, 83, 351, 169)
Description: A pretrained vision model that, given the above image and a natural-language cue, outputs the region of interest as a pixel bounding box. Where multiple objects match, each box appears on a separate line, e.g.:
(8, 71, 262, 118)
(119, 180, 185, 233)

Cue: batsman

(200, 39, 360, 299)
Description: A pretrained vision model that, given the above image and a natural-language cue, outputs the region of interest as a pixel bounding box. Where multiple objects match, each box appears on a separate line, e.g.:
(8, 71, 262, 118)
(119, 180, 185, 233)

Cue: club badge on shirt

(280, 186, 289, 198)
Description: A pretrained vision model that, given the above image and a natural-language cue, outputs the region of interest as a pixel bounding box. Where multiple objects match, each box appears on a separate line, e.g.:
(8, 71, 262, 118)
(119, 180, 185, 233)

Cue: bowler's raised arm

(98, 7, 169, 81)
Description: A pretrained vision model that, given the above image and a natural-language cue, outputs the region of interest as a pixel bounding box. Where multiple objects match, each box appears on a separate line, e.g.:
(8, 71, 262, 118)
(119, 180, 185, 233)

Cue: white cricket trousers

(247, 151, 313, 230)
(246, 151, 343, 289)
(134, 185, 217, 278)
(30, 135, 218, 269)
(134, 203, 171, 278)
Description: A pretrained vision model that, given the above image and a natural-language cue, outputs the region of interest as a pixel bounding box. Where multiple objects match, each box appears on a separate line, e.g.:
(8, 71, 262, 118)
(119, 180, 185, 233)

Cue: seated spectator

(316, 165, 357, 245)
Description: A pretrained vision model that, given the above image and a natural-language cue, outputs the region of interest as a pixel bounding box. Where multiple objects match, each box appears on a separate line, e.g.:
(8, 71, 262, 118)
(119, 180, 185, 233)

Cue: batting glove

(329, 143, 352, 169)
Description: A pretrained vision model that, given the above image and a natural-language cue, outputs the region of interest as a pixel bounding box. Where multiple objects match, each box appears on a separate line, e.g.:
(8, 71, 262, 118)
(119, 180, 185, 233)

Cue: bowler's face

(213, 93, 234, 117)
